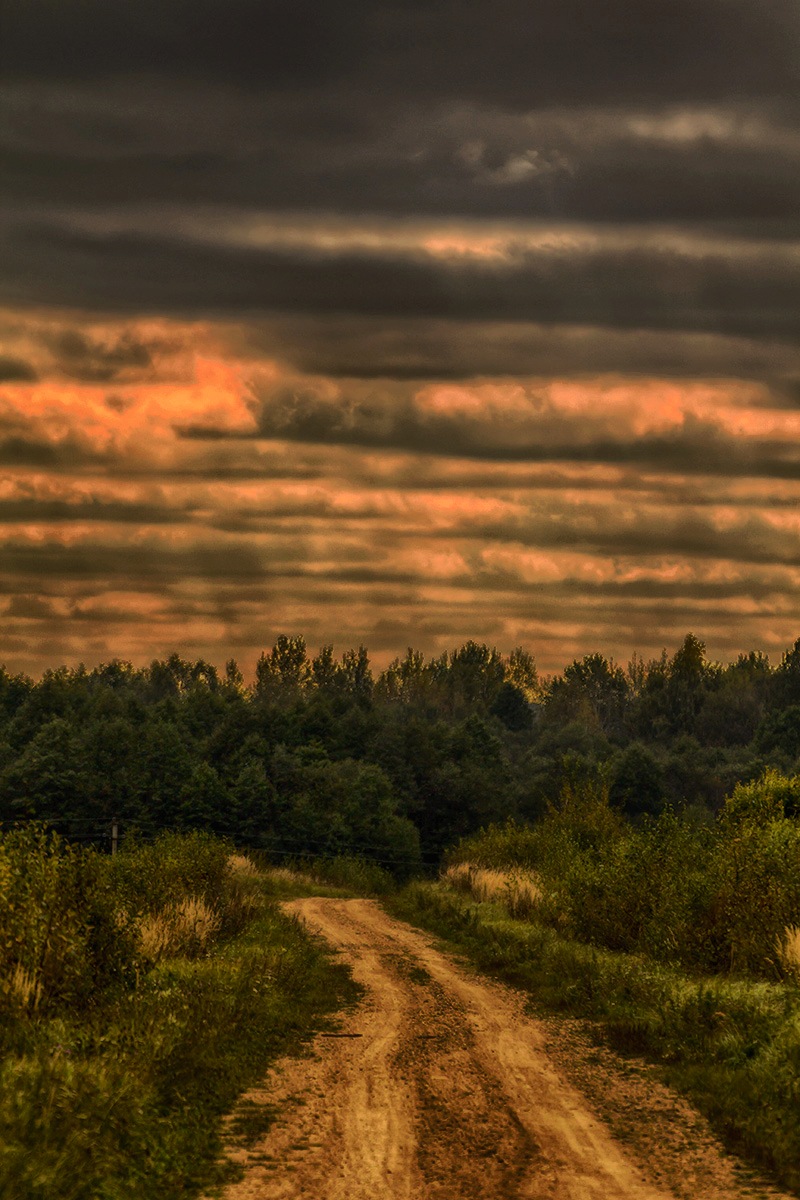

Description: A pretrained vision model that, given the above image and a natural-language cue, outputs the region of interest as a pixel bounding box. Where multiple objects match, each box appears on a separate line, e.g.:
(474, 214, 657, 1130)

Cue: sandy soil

(218, 898, 791, 1200)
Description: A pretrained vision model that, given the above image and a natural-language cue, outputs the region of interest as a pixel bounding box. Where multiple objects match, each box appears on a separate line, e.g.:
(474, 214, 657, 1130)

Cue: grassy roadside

(388, 880, 800, 1196)
(0, 833, 362, 1200)
(258, 854, 396, 900)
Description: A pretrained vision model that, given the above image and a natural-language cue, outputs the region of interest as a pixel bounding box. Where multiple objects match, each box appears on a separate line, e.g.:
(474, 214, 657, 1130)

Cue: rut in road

(219, 898, 791, 1200)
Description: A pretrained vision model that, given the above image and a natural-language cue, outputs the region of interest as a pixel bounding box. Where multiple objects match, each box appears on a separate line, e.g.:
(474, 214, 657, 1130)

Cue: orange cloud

(2, 309, 800, 676)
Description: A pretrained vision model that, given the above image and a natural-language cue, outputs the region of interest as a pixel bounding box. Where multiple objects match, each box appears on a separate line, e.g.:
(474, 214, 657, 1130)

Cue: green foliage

(609, 741, 664, 816)
(306, 855, 395, 895)
(722, 767, 800, 825)
(544, 652, 628, 736)
(713, 815, 800, 976)
(0, 633, 799, 871)
(0, 827, 138, 1021)
(754, 705, 800, 762)
(266, 750, 422, 877)
(490, 681, 533, 730)
(447, 819, 541, 870)
(449, 770, 800, 982)
(0, 833, 359, 1200)
(111, 831, 232, 917)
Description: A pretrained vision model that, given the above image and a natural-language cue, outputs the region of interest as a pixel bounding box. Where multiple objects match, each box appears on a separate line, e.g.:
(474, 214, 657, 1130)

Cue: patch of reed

(443, 862, 543, 919)
(1, 963, 43, 1013)
(228, 853, 259, 878)
(137, 897, 221, 962)
(776, 925, 800, 984)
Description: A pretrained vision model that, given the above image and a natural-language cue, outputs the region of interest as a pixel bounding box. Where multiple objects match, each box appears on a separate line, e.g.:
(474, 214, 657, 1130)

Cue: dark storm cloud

(179, 383, 800, 481)
(48, 329, 153, 381)
(0, 423, 111, 469)
(0, 497, 186, 525)
(6, 595, 59, 620)
(3, 224, 799, 343)
(2, 107, 799, 227)
(2, 0, 799, 677)
(1, 0, 797, 350)
(0, 356, 38, 382)
(469, 509, 800, 568)
(0, 538, 268, 586)
(240, 316, 800, 386)
(0, 436, 66, 467)
(3, 0, 797, 108)
(1, 0, 798, 232)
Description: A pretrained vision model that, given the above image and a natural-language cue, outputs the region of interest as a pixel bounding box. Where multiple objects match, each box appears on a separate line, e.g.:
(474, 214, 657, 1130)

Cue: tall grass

(444, 862, 542, 920)
(777, 926, 800, 984)
(0, 829, 359, 1200)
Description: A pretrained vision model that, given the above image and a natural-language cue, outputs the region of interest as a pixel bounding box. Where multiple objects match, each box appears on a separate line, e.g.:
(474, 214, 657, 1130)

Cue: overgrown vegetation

(447, 769, 800, 979)
(258, 854, 396, 899)
(4, 633, 800, 1190)
(2, 632, 800, 865)
(0, 829, 360, 1200)
(394, 770, 800, 1192)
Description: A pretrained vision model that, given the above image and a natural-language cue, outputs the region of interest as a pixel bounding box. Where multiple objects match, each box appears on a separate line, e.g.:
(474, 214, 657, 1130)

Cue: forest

(4, 634, 800, 1197)
(1, 631, 800, 865)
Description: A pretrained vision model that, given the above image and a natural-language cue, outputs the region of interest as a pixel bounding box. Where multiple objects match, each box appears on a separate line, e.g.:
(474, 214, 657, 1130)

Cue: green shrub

(0, 834, 359, 1200)
(722, 768, 800, 826)
(111, 831, 231, 917)
(304, 855, 395, 895)
(711, 816, 800, 977)
(0, 827, 138, 1021)
(449, 771, 800, 982)
(447, 819, 542, 870)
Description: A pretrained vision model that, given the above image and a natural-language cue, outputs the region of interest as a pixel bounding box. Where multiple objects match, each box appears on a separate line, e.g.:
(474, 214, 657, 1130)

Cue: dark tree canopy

(0, 633, 798, 865)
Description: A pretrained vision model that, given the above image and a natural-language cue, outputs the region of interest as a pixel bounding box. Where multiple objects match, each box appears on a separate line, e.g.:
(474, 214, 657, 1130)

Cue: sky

(0, 0, 799, 677)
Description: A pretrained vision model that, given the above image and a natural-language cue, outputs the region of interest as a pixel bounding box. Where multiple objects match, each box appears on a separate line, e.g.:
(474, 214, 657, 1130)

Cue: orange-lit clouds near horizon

(2, 294, 800, 679)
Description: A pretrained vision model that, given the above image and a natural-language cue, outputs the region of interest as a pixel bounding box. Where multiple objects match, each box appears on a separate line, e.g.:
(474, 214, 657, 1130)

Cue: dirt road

(221, 898, 789, 1200)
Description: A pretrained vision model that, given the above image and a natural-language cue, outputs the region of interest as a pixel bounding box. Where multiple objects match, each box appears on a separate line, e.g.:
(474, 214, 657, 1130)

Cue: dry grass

(263, 866, 320, 889)
(776, 925, 800, 983)
(1, 963, 43, 1012)
(137, 897, 222, 962)
(228, 853, 259, 878)
(444, 862, 543, 920)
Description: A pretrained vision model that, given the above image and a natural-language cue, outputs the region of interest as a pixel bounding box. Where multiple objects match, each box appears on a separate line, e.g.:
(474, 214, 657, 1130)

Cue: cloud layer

(0, 1, 798, 674)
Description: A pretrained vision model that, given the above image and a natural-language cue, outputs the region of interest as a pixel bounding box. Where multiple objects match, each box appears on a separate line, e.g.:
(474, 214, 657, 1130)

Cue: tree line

(1, 633, 799, 866)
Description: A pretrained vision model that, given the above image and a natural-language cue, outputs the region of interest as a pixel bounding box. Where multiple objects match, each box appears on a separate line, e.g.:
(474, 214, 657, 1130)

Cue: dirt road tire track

(219, 898, 791, 1200)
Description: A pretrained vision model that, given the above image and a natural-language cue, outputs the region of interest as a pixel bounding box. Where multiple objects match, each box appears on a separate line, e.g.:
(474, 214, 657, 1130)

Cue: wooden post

(111, 819, 119, 857)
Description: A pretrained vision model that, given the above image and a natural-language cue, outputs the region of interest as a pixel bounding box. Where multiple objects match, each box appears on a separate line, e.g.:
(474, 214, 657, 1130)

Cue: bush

(112, 831, 232, 917)
(304, 855, 395, 895)
(0, 832, 359, 1200)
(712, 815, 800, 977)
(448, 772, 800, 981)
(447, 819, 541, 870)
(0, 827, 138, 1020)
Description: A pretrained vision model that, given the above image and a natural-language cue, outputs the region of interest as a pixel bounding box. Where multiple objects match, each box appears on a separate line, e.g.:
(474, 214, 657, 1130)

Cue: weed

(443, 862, 542, 920)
